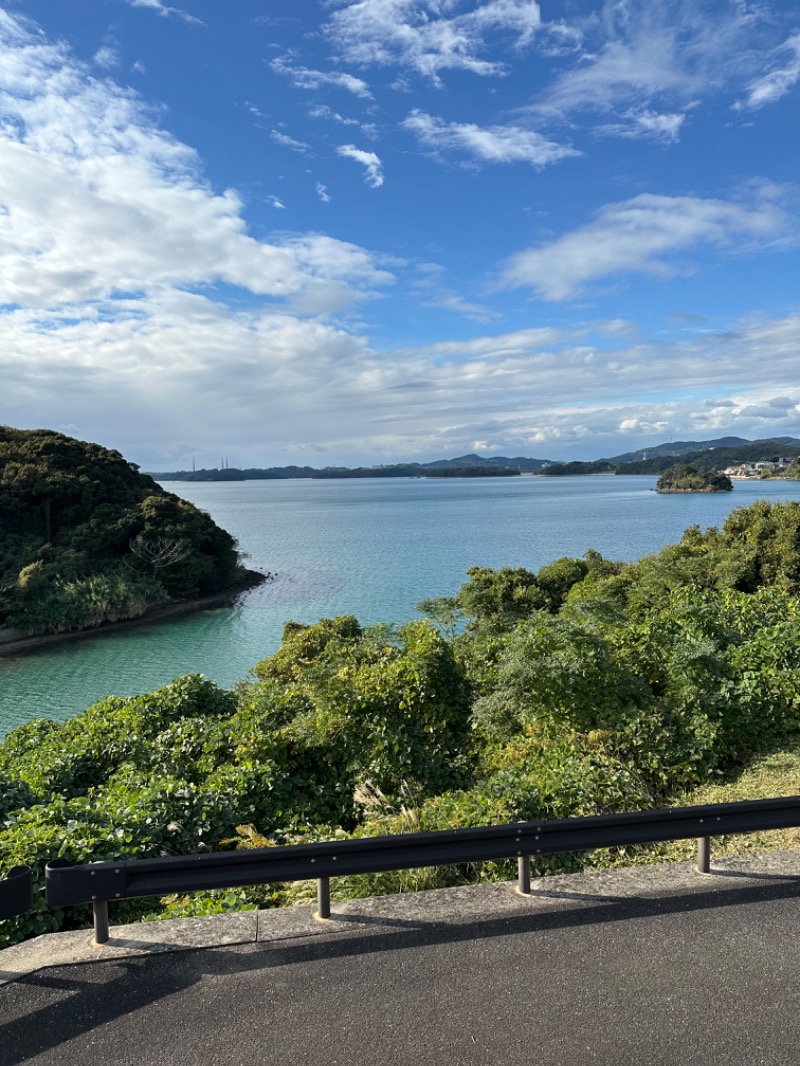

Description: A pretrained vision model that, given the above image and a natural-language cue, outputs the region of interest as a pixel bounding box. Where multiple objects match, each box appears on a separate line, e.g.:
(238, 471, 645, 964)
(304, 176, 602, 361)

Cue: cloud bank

(0, 15, 391, 314)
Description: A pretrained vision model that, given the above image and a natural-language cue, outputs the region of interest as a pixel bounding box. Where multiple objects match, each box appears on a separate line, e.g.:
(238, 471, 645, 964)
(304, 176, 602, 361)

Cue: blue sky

(1, 0, 799, 467)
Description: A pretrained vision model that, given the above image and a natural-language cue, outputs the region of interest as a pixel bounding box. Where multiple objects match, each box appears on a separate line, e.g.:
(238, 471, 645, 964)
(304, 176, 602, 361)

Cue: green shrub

(5, 501, 800, 947)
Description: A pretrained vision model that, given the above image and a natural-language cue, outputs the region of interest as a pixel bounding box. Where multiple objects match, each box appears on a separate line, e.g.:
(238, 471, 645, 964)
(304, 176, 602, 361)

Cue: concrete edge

(2, 849, 799, 986)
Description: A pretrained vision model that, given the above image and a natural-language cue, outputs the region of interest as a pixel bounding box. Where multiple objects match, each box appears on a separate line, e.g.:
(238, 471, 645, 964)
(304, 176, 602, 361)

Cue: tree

(416, 596, 463, 639)
(656, 465, 732, 493)
(0, 425, 250, 634)
(129, 534, 192, 577)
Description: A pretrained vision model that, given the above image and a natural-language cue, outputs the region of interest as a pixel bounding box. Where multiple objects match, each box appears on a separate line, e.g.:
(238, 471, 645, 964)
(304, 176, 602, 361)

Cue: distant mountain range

(420, 453, 554, 472)
(150, 436, 800, 481)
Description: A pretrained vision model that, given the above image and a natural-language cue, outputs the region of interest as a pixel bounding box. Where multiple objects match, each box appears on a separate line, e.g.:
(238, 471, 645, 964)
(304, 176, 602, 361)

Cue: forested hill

(0, 426, 257, 637)
(608, 435, 800, 465)
(616, 442, 800, 475)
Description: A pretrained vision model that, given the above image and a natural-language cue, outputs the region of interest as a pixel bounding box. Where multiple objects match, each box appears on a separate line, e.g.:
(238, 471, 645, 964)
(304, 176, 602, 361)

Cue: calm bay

(2, 474, 800, 737)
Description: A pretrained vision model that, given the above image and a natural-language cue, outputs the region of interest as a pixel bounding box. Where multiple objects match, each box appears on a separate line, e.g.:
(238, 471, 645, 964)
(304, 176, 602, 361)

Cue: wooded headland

(0, 426, 261, 640)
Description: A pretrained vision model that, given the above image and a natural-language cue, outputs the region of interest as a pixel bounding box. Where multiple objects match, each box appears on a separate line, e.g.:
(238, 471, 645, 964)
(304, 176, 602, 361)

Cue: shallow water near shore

(2, 475, 799, 736)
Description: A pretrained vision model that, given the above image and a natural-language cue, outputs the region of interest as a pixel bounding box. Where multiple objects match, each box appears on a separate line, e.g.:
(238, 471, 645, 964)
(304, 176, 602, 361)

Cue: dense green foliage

(608, 435, 800, 465)
(317, 464, 519, 479)
(0, 427, 247, 635)
(4, 499, 800, 945)
(152, 466, 319, 482)
(425, 467, 519, 478)
(656, 465, 733, 493)
(619, 443, 800, 475)
(539, 460, 614, 476)
(153, 454, 551, 480)
(313, 465, 424, 478)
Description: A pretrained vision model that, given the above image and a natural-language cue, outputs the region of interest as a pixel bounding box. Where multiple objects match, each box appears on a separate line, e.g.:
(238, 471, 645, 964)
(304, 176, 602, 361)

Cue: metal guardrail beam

(46, 795, 800, 921)
(0, 865, 33, 922)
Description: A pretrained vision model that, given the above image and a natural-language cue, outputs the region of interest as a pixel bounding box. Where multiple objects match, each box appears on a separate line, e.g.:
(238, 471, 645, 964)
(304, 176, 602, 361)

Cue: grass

(593, 735, 800, 871)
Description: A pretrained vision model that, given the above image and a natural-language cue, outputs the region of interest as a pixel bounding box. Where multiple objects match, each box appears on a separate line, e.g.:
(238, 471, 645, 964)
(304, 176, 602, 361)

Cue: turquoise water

(2, 475, 799, 736)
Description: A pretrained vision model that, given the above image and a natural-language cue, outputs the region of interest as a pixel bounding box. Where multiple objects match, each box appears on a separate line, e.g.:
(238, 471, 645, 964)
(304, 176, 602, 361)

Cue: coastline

(0, 568, 266, 660)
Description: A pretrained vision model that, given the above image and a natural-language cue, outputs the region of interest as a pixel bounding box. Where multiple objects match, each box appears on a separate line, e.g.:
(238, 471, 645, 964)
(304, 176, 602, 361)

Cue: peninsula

(0, 426, 261, 643)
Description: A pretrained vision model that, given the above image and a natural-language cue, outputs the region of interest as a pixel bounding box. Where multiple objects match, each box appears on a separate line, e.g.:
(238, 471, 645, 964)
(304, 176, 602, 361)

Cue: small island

(0, 426, 262, 645)
(656, 464, 733, 493)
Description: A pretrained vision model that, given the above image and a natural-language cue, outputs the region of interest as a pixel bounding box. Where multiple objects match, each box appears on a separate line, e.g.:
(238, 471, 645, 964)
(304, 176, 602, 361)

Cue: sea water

(2, 475, 799, 735)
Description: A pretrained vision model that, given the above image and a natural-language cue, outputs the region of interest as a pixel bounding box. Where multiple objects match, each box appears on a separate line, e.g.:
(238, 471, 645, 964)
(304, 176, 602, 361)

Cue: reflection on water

(2, 475, 799, 734)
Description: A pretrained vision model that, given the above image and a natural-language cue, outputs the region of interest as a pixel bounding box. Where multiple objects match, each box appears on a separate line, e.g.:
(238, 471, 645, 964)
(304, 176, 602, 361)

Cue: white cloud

(308, 105, 361, 126)
(389, 323, 589, 361)
(410, 264, 498, 322)
(736, 32, 800, 110)
(269, 56, 372, 98)
(324, 0, 541, 83)
(537, 20, 583, 58)
(4, 254, 800, 463)
(596, 108, 686, 144)
(537, 9, 692, 115)
(3, 7, 800, 466)
(308, 105, 379, 138)
(0, 13, 392, 314)
(93, 45, 119, 70)
(385, 313, 800, 454)
(424, 292, 498, 323)
(245, 102, 268, 122)
(316, 182, 332, 203)
(0, 292, 377, 462)
(337, 144, 384, 187)
(527, 0, 782, 138)
(126, 0, 203, 26)
(270, 129, 311, 153)
(267, 196, 286, 209)
(361, 312, 800, 458)
(403, 109, 578, 166)
(502, 191, 786, 301)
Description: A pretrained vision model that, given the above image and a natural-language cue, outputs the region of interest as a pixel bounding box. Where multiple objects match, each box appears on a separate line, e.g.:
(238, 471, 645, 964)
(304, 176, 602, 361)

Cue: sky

(1, 0, 799, 469)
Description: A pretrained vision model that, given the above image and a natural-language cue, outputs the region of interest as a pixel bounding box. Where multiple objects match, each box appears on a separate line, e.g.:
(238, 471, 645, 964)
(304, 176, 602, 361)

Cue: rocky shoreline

(0, 568, 266, 659)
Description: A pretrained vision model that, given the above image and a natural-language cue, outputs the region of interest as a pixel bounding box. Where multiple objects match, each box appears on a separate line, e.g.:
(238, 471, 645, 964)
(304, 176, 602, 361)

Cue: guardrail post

(0, 865, 33, 921)
(93, 900, 110, 945)
(516, 855, 531, 895)
(316, 877, 331, 920)
(696, 836, 711, 875)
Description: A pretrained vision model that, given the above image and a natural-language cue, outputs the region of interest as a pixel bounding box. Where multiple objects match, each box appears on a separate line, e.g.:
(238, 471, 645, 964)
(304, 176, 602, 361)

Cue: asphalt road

(2, 861, 799, 1066)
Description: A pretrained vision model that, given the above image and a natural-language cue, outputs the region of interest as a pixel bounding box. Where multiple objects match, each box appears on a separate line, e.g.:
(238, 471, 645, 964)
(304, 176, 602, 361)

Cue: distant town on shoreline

(151, 435, 800, 482)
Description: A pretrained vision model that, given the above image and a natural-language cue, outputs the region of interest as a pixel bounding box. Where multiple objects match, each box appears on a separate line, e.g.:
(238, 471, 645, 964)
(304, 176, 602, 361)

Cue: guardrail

(0, 865, 32, 922)
(43, 794, 800, 944)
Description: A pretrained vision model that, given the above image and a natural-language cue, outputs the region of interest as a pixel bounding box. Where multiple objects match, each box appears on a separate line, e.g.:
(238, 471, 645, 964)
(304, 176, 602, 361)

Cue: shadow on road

(2, 872, 799, 1064)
